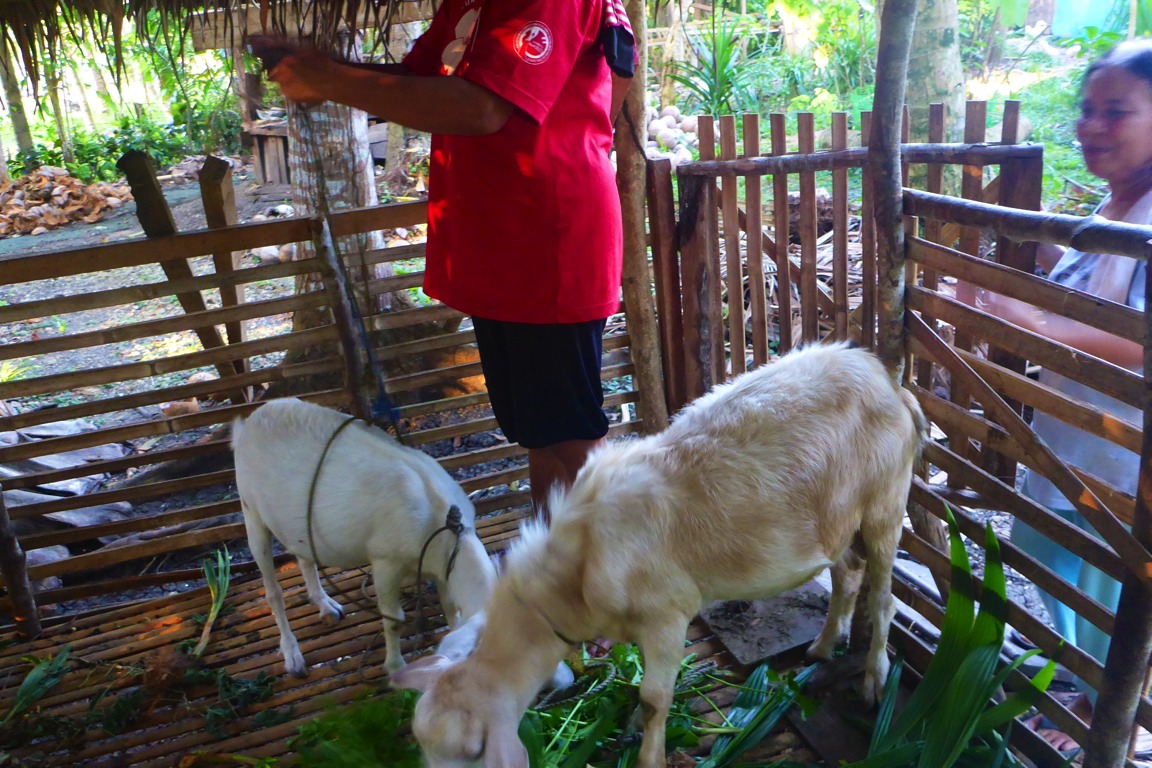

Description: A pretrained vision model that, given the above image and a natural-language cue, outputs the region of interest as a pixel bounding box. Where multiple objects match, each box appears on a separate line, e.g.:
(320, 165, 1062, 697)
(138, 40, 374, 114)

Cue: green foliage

(285, 644, 815, 768)
(696, 662, 818, 768)
(129, 11, 242, 154)
(289, 690, 424, 768)
(1053, 26, 1127, 61)
(844, 508, 1055, 768)
(12, 116, 189, 182)
(191, 548, 233, 658)
(1007, 70, 1100, 206)
(1, 646, 72, 726)
(669, 12, 757, 116)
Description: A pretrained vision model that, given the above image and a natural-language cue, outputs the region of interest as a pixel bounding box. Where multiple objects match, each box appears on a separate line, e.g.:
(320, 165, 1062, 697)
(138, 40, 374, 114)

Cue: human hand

(250, 36, 337, 104)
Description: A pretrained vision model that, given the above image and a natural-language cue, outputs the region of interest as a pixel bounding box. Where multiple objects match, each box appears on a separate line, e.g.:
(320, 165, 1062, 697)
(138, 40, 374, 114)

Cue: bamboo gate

(0, 99, 1150, 766)
(648, 100, 1152, 767)
(0, 153, 672, 765)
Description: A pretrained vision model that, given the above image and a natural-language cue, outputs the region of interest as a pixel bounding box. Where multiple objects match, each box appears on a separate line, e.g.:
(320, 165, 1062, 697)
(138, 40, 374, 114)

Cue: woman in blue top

(961, 38, 1152, 754)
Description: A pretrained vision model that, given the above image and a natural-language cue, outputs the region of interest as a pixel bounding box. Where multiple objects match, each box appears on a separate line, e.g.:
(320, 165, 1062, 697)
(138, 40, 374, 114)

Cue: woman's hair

(1086, 38, 1152, 88)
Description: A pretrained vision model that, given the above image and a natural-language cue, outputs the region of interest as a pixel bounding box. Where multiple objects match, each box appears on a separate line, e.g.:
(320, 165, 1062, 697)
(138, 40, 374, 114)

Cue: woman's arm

(960, 289, 1143, 369)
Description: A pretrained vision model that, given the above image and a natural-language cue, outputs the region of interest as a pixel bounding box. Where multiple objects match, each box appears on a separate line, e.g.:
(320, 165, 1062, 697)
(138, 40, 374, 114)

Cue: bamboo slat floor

(0, 511, 826, 767)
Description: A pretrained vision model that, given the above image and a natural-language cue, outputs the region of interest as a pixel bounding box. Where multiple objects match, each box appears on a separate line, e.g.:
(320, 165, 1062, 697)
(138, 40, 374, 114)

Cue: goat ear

(388, 653, 452, 691)
(483, 718, 529, 768)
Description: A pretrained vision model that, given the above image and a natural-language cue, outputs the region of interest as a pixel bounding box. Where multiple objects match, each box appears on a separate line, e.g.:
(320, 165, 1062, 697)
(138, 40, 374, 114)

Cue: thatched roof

(0, 0, 433, 80)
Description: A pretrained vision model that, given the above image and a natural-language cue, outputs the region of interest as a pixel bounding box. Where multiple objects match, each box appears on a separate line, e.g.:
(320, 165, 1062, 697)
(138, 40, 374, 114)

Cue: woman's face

(1076, 65, 1152, 190)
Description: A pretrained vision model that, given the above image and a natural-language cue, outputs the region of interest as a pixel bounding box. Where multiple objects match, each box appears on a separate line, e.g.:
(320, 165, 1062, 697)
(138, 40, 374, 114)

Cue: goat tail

(230, 415, 248, 450)
(898, 386, 929, 471)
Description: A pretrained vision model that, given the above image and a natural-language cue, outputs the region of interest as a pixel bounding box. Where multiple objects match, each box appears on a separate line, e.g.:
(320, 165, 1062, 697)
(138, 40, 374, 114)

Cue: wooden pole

(0, 485, 41, 639)
(116, 150, 242, 392)
(869, 0, 918, 375)
(616, 0, 669, 432)
(1083, 267, 1152, 768)
(199, 155, 250, 384)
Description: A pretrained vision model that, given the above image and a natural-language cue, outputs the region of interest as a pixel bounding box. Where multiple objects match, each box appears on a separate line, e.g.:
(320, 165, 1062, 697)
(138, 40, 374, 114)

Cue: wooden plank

(646, 158, 687, 413)
(697, 115, 725, 387)
(719, 115, 743, 376)
(743, 113, 768, 366)
(0, 256, 321, 325)
(678, 119, 715, 400)
(907, 286, 1142, 408)
(831, 111, 849, 340)
(915, 102, 947, 389)
(908, 236, 1141, 341)
(677, 142, 1041, 177)
(860, 111, 876, 349)
(199, 155, 250, 385)
(0, 439, 230, 493)
(0, 291, 328, 366)
(797, 112, 819, 342)
(906, 311, 1152, 586)
(0, 218, 312, 285)
(117, 150, 241, 388)
(769, 113, 793, 352)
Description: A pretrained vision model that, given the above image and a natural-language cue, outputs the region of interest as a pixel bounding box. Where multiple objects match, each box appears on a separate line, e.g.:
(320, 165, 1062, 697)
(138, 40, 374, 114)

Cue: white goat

(233, 397, 497, 675)
(391, 343, 927, 768)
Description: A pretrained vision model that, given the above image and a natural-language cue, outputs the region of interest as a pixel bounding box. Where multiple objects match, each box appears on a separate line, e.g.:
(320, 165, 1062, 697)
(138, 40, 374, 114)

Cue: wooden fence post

(116, 150, 246, 401)
(647, 158, 686, 415)
(199, 155, 251, 389)
(1084, 259, 1152, 768)
(869, 0, 918, 376)
(0, 486, 40, 640)
(615, 3, 669, 433)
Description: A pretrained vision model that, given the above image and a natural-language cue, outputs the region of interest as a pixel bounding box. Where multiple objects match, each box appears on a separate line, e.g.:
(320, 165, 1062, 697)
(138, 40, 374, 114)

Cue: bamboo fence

(651, 99, 1152, 768)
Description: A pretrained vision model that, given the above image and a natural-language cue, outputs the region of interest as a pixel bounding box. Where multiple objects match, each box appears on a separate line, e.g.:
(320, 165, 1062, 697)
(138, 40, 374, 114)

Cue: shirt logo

(514, 21, 553, 64)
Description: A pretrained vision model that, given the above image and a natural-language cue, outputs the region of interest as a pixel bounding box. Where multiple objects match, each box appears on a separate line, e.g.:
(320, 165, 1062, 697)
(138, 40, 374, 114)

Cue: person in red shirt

(265, 0, 634, 521)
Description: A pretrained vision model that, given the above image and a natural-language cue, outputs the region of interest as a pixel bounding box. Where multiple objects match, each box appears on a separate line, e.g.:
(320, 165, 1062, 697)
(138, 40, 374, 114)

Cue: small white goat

(233, 397, 497, 675)
(392, 343, 927, 768)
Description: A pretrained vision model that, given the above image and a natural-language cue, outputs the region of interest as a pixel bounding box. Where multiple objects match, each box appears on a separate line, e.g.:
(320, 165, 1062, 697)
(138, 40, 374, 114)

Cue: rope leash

(304, 416, 465, 630)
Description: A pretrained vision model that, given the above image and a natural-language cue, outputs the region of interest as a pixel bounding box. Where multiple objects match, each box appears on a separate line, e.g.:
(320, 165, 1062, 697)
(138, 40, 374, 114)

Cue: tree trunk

(68, 60, 100, 131)
(45, 65, 74, 167)
(905, 0, 964, 191)
(0, 42, 34, 172)
(0, 129, 9, 182)
(619, 0, 669, 433)
(657, 0, 690, 109)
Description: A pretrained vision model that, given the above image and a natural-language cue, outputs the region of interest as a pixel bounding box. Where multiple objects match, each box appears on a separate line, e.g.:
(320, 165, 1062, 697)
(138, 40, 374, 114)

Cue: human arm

(610, 72, 630, 124)
(956, 287, 1143, 369)
(269, 49, 515, 136)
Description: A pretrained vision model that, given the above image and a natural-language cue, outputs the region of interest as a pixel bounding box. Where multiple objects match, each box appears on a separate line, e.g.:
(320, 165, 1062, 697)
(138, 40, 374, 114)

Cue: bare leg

(528, 437, 606, 523)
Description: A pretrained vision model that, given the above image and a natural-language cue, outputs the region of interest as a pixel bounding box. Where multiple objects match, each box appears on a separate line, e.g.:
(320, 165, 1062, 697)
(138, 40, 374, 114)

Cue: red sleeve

(458, 0, 598, 124)
(402, 6, 452, 76)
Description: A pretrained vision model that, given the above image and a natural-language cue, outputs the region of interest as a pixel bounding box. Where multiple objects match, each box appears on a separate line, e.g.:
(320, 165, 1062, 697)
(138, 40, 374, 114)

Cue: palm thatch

(0, 0, 433, 81)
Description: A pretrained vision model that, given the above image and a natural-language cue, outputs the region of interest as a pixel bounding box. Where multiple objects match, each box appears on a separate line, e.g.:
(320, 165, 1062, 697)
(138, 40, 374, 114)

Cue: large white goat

(233, 397, 497, 675)
(392, 343, 927, 768)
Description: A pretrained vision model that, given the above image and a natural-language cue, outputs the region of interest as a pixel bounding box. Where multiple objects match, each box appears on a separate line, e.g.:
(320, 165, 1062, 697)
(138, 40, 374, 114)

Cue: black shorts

(472, 317, 609, 449)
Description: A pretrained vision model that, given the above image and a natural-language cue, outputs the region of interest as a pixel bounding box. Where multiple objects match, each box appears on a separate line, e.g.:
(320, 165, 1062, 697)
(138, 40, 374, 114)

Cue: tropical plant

(190, 547, 232, 658)
(0, 646, 72, 726)
(845, 509, 1056, 768)
(669, 11, 758, 116)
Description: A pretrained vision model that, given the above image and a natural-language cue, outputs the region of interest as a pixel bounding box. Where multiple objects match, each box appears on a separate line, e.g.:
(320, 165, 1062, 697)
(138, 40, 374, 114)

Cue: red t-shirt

(404, 0, 624, 324)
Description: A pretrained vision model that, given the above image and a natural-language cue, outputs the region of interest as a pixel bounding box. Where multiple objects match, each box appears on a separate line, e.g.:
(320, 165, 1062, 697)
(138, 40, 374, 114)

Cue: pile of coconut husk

(0, 166, 132, 237)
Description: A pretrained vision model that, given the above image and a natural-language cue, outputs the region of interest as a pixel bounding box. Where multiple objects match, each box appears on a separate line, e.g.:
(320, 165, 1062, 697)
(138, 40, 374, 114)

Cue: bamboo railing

(0, 158, 652, 627)
(649, 100, 1152, 768)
